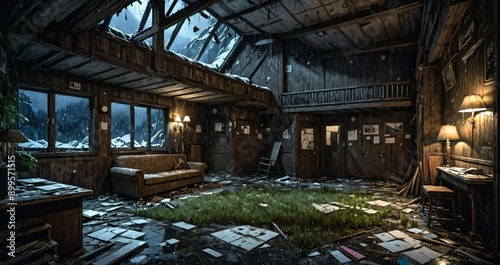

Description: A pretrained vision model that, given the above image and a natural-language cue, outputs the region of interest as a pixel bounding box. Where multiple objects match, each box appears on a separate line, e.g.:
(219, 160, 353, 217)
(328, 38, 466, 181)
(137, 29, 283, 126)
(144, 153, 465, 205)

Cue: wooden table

(436, 167, 493, 234)
(0, 178, 93, 258)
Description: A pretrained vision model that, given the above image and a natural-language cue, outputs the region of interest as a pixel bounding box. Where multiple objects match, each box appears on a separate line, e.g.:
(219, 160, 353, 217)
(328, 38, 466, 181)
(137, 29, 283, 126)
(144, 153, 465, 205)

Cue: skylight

(100, 0, 240, 71)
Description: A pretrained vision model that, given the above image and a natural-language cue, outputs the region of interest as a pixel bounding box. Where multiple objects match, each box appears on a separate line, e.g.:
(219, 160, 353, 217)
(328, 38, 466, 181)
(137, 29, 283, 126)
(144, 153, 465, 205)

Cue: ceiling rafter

(277, 1, 422, 40)
(320, 36, 418, 58)
(222, 0, 281, 21)
(69, 0, 137, 34)
(132, 0, 219, 42)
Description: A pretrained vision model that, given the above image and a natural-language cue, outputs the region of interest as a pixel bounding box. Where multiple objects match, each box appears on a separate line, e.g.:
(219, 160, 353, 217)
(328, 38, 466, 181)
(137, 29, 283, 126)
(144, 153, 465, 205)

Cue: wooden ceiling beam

(278, 1, 422, 40)
(132, 0, 219, 42)
(321, 36, 418, 58)
(69, 0, 137, 34)
(223, 0, 281, 21)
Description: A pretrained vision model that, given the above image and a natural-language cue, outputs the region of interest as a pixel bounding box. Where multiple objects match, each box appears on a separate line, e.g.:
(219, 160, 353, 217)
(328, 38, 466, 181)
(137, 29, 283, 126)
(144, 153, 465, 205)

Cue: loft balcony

(281, 81, 416, 114)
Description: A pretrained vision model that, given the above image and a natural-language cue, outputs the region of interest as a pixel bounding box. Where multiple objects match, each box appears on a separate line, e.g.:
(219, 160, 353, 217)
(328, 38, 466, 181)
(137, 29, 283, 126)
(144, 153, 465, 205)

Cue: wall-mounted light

(458, 94, 486, 124)
(174, 115, 182, 132)
(437, 125, 460, 166)
(183, 115, 190, 128)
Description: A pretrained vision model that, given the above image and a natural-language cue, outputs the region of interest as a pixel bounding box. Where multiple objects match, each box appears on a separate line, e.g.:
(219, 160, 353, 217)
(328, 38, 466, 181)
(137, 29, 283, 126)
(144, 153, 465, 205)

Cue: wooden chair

(420, 157, 457, 227)
(256, 141, 282, 177)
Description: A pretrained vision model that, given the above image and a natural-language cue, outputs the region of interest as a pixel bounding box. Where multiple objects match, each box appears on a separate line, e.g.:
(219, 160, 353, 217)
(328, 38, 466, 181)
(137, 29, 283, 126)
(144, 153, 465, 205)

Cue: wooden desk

(0, 178, 93, 258)
(436, 167, 493, 233)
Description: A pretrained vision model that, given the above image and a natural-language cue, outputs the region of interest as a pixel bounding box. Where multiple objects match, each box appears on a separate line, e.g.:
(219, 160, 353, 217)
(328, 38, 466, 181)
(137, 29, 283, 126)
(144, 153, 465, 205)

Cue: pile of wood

(394, 159, 424, 199)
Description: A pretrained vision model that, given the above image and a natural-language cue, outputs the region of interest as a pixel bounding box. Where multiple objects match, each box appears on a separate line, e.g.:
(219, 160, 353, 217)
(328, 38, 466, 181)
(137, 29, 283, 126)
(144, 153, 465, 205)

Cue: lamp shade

(174, 115, 182, 122)
(0, 130, 29, 143)
(458, 94, 486, 113)
(437, 125, 460, 141)
(183, 116, 191, 122)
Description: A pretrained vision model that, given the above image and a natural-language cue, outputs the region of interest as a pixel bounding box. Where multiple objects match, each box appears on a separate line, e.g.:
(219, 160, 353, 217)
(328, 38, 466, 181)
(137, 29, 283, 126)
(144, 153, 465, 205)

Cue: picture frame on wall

(441, 60, 456, 92)
(484, 23, 495, 84)
(363, 124, 379, 135)
(384, 122, 403, 134)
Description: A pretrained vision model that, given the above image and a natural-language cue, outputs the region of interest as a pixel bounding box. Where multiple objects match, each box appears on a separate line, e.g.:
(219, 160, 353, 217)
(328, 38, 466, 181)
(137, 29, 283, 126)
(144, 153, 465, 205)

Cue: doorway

(323, 125, 343, 177)
(298, 122, 318, 178)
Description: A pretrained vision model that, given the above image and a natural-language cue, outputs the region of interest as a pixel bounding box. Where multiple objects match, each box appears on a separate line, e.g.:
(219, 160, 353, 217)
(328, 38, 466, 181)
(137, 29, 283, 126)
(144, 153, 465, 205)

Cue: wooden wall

(418, 0, 497, 244)
(12, 67, 205, 193)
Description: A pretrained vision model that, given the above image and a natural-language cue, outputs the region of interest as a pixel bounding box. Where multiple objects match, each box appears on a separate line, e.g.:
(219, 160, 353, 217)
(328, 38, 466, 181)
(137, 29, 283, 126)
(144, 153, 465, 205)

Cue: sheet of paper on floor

(388, 230, 408, 239)
(101, 202, 122, 207)
(330, 250, 352, 264)
(113, 237, 133, 244)
(121, 230, 146, 239)
(172, 221, 197, 230)
(105, 205, 124, 212)
(308, 251, 321, 257)
(88, 227, 124, 242)
(366, 200, 392, 207)
(402, 208, 414, 213)
(407, 228, 423, 234)
(203, 248, 223, 258)
(131, 219, 149, 224)
(375, 232, 396, 242)
(165, 238, 180, 245)
(312, 203, 340, 213)
(83, 209, 106, 218)
(403, 246, 442, 264)
(378, 240, 413, 253)
(230, 236, 263, 251)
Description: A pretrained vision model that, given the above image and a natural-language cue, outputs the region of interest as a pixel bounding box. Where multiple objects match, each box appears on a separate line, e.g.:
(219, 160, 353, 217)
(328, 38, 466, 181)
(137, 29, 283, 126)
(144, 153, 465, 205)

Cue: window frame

(110, 100, 168, 152)
(17, 85, 96, 155)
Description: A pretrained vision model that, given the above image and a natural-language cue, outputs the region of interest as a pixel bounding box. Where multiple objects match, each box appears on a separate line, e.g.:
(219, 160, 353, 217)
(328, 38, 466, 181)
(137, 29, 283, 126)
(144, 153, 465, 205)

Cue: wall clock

(101, 105, 108, 113)
(212, 107, 218, 115)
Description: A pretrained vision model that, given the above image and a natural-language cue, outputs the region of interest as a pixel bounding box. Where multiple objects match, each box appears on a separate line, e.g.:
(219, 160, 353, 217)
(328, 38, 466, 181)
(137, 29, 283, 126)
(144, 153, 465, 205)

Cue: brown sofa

(110, 154, 207, 198)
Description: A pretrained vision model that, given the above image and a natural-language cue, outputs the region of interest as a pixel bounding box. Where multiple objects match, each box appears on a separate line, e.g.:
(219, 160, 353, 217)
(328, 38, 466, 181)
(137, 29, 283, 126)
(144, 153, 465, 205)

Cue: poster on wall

(301, 128, 314, 150)
(363, 125, 379, 135)
(384, 122, 403, 134)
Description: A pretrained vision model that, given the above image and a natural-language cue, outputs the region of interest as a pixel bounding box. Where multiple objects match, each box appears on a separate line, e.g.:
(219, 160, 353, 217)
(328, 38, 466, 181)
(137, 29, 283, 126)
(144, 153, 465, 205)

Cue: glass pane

(109, 0, 151, 38)
(55, 95, 90, 150)
(169, 11, 213, 59)
(150, 108, 165, 147)
(163, 0, 186, 47)
(301, 128, 314, 150)
(134, 106, 148, 148)
(18, 89, 48, 149)
(199, 23, 240, 67)
(111, 102, 131, 149)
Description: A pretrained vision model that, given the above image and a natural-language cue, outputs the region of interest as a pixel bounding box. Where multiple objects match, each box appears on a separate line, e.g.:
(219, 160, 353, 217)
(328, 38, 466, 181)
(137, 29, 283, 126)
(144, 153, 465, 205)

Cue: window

(18, 88, 92, 152)
(111, 102, 166, 150)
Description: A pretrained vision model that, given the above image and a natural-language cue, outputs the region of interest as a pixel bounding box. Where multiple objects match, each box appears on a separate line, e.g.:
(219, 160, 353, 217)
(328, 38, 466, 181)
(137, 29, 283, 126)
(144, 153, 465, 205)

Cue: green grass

(129, 185, 390, 252)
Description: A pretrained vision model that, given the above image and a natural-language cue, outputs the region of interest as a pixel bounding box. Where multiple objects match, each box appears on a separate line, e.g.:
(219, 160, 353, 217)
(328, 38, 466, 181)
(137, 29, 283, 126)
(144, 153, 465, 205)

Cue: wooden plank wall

(438, 0, 496, 174)
(14, 67, 208, 193)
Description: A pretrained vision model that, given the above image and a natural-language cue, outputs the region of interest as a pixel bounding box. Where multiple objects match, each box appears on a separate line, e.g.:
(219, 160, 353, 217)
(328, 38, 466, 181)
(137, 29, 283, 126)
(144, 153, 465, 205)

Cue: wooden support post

(152, 0, 165, 72)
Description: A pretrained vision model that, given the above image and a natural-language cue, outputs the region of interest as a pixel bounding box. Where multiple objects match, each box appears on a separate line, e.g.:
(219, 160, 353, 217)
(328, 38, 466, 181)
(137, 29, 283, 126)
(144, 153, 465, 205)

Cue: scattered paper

(403, 247, 442, 264)
(388, 230, 408, 239)
(172, 221, 197, 230)
(378, 240, 413, 253)
(407, 228, 423, 234)
(330, 250, 352, 264)
(83, 210, 106, 218)
(211, 225, 278, 251)
(375, 232, 396, 242)
(121, 230, 146, 239)
(402, 208, 414, 213)
(203, 248, 223, 258)
(366, 200, 392, 207)
(308, 251, 321, 257)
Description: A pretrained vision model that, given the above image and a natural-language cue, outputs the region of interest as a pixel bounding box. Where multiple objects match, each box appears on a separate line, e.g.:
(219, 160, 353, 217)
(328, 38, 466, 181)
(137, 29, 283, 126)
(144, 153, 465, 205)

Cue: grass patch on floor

(130, 185, 390, 251)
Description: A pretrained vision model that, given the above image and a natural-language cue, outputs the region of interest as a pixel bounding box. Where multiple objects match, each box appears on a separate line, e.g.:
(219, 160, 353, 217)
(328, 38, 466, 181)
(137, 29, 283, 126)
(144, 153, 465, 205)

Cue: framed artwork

(384, 122, 403, 134)
(441, 60, 456, 92)
(458, 22, 474, 50)
(485, 24, 495, 83)
(363, 124, 379, 135)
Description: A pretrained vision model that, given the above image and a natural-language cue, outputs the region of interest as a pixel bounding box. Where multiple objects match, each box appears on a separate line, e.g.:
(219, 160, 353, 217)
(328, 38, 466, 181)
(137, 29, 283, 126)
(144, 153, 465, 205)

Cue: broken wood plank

(389, 175, 405, 184)
(272, 221, 288, 241)
(93, 240, 147, 265)
(339, 245, 366, 262)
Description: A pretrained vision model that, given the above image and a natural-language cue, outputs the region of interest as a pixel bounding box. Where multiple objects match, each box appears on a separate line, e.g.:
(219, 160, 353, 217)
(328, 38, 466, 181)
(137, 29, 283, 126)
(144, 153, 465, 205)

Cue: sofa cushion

(143, 169, 200, 185)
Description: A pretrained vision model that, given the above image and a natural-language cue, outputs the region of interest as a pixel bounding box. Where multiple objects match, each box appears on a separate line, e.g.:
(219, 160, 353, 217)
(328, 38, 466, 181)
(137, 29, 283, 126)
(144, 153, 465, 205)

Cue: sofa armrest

(187, 162, 207, 172)
(109, 167, 144, 181)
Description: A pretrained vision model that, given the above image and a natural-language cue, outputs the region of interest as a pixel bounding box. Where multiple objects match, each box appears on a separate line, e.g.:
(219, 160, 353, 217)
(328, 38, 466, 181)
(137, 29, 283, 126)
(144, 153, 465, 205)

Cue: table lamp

(0, 130, 29, 197)
(437, 125, 460, 167)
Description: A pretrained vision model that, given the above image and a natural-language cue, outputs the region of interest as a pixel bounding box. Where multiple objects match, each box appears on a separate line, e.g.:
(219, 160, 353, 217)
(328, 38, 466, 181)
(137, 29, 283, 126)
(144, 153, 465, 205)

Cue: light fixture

(174, 115, 182, 132)
(0, 130, 29, 164)
(183, 115, 191, 128)
(437, 125, 460, 167)
(458, 94, 486, 124)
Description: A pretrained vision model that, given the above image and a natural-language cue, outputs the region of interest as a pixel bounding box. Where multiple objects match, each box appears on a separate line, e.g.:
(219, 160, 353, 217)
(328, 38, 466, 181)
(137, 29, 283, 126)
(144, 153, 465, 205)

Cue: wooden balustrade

(281, 81, 415, 110)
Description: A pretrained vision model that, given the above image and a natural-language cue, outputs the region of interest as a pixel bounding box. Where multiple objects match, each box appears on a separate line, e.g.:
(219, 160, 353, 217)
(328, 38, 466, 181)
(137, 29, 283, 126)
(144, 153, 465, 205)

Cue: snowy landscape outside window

(109, 0, 151, 45)
(18, 88, 92, 152)
(111, 102, 165, 149)
(18, 89, 48, 150)
(55, 94, 90, 150)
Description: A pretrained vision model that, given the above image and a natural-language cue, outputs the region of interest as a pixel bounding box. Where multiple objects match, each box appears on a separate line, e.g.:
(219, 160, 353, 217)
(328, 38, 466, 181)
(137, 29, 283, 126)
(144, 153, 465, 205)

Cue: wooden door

(323, 125, 343, 177)
(206, 119, 227, 173)
(233, 120, 257, 174)
(298, 122, 318, 178)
